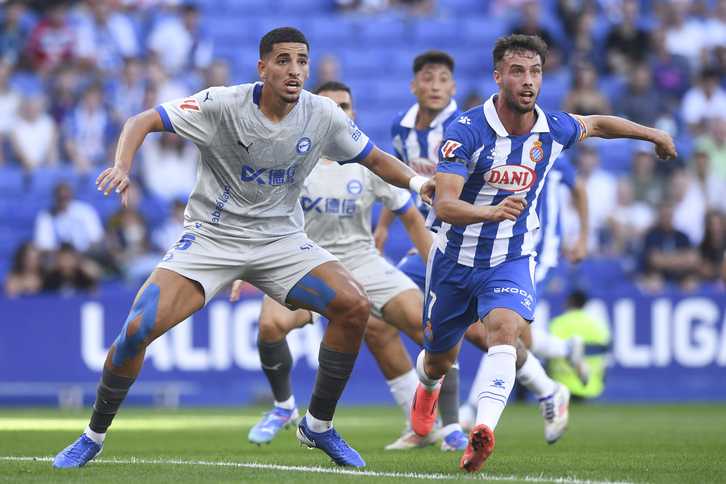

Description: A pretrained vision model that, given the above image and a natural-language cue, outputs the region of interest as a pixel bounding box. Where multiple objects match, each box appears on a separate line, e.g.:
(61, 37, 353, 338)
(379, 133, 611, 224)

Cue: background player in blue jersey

(52, 27, 434, 470)
(409, 34, 677, 473)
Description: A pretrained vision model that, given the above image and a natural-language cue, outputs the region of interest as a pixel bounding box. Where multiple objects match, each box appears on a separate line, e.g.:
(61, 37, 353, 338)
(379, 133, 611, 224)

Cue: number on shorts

(175, 234, 195, 251)
(427, 290, 437, 320)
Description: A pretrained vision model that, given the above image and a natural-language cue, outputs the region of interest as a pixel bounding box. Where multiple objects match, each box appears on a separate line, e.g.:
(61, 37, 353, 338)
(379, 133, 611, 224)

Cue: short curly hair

(492, 34, 548, 71)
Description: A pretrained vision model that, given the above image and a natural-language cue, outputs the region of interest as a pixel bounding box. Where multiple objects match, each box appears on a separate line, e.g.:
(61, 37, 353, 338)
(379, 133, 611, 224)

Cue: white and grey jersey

(301, 160, 413, 268)
(156, 83, 373, 238)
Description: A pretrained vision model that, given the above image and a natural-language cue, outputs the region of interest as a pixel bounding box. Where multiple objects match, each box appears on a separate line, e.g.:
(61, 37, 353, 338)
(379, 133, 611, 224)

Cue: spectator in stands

(566, 9, 602, 70)
(106, 57, 146, 127)
(695, 117, 726, 180)
(669, 168, 706, 246)
(314, 54, 341, 87)
(204, 58, 231, 89)
(8, 93, 60, 173)
(63, 82, 116, 175)
(152, 196, 186, 253)
(605, 178, 655, 256)
(613, 61, 670, 129)
(48, 64, 81, 126)
(680, 68, 726, 136)
(0, 59, 21, 164)
(146, 3, 213, 80)
(139, 131, 198, 202)
(510, 1, 563, 72)
(572, 143, 617, 254)
(640, 200, 700, 292)
(25, 2, 77, 77)
(605, 0, 650, 75)
(698, 210, 726, 283)
(648, 26, 691, 109)
(42, 242, 99, 296)
(106, 180, 158, 285)
(3, 241, 46, 298)
(33, 181, 108, 270)
(0, 0, 30, 67)
(689, 149, 726, 214)
(630, 142, 668, 209)
(146, 58, 187, 106)
(660, 0, 707, 75)
(562, 62, 611, 116)
(73, 0, 140, 75)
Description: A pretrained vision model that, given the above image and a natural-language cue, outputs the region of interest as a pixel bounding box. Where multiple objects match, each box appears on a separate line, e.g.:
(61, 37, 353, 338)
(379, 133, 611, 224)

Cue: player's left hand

(566, 237, 588, 263)
(420, 178, 435, 205)
(653, 129, 677, 161)
(373, 225, 388, 255)
(229, 279, 245, 302)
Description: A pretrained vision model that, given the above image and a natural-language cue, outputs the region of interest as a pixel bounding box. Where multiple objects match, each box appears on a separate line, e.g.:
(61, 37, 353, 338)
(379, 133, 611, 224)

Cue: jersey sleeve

(550, 111, 588, 150)
(435, 119, 476, 178)
(368, 170, 413, 215)
(321, 100, 374, 164)
(155, 87, 224, 147)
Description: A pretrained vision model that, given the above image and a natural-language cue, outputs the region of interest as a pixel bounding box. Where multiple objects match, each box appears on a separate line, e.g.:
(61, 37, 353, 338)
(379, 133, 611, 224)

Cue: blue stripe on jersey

(339, 139, 374, 164)
(253, 83, 262, 106)
(391, 197, 414, 216)
(435, 95, 582, 268)
(155, 105, 176, 133)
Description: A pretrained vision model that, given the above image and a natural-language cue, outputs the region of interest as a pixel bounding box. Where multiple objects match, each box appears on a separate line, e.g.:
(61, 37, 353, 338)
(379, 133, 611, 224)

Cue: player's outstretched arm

(579, 115, 677, 161)
(566, 177, 589, 263)
(397, 204, 432, 264)
(360, 146, 434, 204)
(434, 172, 527, 226)
(97, 109, 165, 208)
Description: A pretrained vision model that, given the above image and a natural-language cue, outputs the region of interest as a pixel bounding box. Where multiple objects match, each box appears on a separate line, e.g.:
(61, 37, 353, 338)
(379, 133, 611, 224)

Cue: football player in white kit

(237, 81, 470, 453)
(52, 27, 432, 469)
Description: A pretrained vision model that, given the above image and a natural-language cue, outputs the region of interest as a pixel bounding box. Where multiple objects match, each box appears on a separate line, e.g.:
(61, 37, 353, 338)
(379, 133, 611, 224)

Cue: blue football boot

(248, 406, 299, 445)
(52, 434, 103, 468)
(296, 416, 366, 467)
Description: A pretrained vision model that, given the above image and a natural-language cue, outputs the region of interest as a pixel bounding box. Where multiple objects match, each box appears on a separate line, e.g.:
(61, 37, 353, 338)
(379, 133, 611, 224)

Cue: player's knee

(363, 318, 390, 348)
(425, 355, 454, 378)
(328, 286, 370, 329)
(257, 313, 289, 342)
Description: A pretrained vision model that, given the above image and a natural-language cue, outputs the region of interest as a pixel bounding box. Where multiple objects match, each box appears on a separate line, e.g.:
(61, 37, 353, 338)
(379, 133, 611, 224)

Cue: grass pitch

(1, 403, 724, 483)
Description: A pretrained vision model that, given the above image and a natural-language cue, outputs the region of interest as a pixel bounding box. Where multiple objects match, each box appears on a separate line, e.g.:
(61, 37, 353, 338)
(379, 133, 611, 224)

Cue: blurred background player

(235, 81, 469, 452)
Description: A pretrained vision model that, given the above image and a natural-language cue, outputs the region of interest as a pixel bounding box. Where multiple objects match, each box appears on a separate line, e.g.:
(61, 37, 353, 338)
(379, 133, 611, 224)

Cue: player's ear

(410, 79, 416, 95)
(493, 71, 501, 86)
(258, 59, 267, 79)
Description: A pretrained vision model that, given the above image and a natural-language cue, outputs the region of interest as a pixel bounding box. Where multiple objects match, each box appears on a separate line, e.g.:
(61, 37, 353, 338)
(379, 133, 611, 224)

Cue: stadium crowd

(1, 0, 726, 298)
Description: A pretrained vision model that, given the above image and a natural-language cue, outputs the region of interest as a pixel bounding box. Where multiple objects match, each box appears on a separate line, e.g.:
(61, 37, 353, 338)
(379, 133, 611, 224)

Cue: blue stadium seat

(0, 165, 26, 199)
(439, 0, 490, 16)
(599, 138, 634, 175)
(357, 16, 408, 49)
(30, 166, 79, 198)
(411, 18, 461, 50)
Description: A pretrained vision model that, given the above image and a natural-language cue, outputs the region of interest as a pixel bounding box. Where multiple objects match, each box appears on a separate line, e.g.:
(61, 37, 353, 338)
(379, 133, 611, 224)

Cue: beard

(502, 88, 538, 114)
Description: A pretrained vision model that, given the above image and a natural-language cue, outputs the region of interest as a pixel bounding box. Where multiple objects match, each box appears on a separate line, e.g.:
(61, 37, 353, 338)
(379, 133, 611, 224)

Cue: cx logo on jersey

(240, 165, 299, 185)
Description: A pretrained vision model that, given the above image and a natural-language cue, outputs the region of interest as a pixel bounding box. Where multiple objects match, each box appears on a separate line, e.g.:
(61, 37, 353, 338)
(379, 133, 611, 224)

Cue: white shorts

(348, 254, 419, 319)
(157, 230, 337, 306)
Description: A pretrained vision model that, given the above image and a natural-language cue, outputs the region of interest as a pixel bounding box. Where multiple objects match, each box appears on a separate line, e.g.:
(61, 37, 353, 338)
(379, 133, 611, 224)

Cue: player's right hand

(97, 166, 131, 208)
(490, 195, 527, 222)
(229, 279, 245, 302)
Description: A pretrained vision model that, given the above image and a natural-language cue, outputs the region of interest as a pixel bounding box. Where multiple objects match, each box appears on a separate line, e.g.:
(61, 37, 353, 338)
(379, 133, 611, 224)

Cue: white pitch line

(0, 456, 642, 484)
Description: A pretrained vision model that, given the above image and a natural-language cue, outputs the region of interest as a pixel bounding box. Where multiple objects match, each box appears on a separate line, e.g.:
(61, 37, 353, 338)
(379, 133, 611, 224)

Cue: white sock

(386, 368, 418, 419)
(516, 350, 556, 399)
(476, 344, 516, 431)
(416, 350, 442, 393)
(274, 395, 296, 410)
(530, 326, 570, 359)
(467, 354, 488, 408)
(304, 410, 333, 433)
(442, 422, 463, 436)
(84, 425, 105, 445)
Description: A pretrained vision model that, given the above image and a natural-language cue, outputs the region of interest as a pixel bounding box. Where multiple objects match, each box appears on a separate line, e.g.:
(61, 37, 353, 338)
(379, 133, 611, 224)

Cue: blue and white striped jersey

(434, 94, 587, 268)
(391, 100, 462, 216)
(532, 155, 577, 281)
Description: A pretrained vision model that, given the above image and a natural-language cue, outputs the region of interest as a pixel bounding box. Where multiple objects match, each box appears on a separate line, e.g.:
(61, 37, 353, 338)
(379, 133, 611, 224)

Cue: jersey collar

(484, 94, 549, 137)
(400, 99, 458, 129)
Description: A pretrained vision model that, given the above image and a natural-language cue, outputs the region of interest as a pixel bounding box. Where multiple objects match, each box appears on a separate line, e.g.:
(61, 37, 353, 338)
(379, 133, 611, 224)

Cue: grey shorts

(348, 254, 419, 319)
(157, 230, 337, 306)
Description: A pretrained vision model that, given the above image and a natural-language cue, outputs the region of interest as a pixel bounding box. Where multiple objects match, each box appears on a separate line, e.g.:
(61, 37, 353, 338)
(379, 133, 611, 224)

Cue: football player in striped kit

(410, 34, 676, 473)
